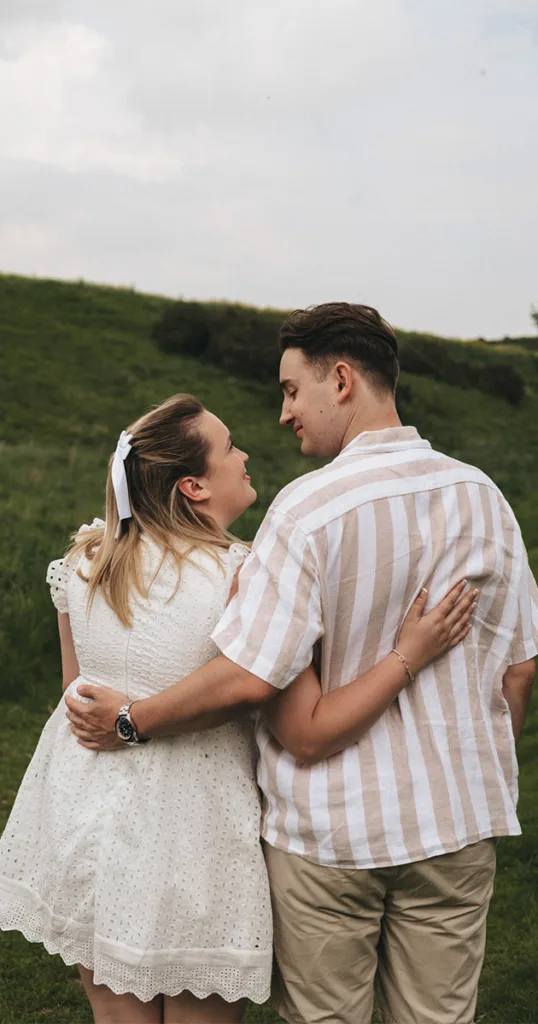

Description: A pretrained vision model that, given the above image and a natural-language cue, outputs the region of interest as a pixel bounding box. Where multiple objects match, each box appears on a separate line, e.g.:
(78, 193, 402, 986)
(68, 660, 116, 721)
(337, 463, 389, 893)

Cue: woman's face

(193, 411, 257, 529)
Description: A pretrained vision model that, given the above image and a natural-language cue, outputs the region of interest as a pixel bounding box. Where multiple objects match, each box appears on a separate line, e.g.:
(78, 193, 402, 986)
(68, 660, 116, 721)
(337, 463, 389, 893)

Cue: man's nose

(279, 402, 293, 426)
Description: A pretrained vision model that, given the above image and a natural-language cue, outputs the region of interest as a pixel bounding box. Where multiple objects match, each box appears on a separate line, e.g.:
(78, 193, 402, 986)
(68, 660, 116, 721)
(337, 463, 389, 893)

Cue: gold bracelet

(391, 648, 415, 684)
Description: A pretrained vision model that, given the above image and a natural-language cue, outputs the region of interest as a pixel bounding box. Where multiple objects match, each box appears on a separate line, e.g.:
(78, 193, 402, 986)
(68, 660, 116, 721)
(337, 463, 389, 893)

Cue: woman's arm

(264, 582, 477, 764)
(57, 612, 80, 691)
(264, 659, 407, 763)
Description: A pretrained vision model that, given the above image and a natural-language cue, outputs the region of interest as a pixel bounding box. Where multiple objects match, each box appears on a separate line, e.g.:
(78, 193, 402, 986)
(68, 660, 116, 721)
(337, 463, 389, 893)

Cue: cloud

(0, 21, 182, 181)
(0, 0, 537, 337)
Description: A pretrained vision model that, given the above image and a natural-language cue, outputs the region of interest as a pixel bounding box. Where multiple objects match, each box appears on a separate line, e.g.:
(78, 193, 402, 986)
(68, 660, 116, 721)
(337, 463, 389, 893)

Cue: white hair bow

(111, 431, 133, 538)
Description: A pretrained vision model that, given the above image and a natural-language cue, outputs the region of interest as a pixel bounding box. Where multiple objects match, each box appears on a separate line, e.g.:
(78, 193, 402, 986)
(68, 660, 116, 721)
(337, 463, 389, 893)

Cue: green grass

(0, 273, 537, 1023)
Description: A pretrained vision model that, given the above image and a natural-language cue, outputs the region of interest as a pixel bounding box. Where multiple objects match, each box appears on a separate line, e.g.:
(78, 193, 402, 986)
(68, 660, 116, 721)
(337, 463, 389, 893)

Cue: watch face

(117, 718, 134, 741)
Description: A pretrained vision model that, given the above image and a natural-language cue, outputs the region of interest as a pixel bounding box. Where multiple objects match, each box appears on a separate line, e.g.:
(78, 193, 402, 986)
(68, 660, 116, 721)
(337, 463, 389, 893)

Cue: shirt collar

(336, 426, 432, 459)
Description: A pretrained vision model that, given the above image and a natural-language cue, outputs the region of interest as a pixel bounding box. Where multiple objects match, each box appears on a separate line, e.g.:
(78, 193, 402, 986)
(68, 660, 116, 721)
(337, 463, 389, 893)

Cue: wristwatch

(114, 703, 149, 745)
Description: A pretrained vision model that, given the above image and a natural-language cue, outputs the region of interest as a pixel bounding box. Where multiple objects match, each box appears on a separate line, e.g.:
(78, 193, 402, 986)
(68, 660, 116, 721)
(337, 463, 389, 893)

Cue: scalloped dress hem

(0, 895, 271, 1005)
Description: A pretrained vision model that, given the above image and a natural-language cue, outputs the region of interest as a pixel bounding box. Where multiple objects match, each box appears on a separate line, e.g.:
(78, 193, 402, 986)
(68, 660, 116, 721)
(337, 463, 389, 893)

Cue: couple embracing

(0, 303, 536, 1024)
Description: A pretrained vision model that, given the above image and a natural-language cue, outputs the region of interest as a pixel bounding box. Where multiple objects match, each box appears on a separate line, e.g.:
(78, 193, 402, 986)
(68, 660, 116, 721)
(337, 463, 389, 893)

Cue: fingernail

(421, 587, 428, 594)
(461, 579, 467, 587)
(473, 588, 479, 596)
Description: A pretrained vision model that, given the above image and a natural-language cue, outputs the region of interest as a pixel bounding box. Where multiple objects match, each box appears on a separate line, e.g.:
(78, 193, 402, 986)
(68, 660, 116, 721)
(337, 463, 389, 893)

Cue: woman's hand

(396, 581, 478, 676)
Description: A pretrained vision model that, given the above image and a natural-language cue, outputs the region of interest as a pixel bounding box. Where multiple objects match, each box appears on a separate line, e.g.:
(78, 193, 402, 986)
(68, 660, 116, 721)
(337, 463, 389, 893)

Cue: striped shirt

(213, 427, 538, 869)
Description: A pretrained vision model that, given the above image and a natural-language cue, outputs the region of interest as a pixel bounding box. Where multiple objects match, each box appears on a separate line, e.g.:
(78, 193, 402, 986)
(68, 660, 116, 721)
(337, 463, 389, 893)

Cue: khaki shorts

(265, 839, 496, 1024)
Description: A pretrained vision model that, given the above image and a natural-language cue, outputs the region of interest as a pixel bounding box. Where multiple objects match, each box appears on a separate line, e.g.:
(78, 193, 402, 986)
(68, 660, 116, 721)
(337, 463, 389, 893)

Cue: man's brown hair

(279, 302, 399, 393)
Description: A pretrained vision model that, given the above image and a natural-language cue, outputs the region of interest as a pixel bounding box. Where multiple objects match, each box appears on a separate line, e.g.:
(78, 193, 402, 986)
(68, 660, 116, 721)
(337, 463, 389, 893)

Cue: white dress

(0, 522, 272, 1004)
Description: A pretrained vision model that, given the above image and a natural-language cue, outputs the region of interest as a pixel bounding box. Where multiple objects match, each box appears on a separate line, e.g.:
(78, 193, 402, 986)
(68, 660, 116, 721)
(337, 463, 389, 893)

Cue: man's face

(279, 348, 345, 458)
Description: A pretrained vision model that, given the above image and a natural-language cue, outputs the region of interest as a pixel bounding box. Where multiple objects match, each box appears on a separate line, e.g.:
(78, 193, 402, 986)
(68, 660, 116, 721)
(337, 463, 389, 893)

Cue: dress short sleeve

(224, 543, 251, 595)
(45, 518, 105, 615)
(46, 559, 71, 613)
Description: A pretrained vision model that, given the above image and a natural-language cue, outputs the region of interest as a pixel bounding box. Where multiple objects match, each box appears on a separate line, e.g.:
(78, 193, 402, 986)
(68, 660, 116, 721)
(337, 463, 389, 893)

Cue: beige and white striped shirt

(213, 427, 538, 869)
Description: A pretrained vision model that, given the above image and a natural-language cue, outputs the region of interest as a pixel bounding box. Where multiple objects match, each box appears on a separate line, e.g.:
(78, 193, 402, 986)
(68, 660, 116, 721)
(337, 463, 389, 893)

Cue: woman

(0, 394, 475, 1024)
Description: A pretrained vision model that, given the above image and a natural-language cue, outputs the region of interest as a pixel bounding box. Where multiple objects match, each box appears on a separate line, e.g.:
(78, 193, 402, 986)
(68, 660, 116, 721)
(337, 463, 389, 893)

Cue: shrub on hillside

(151, 300, 282, 382)
(398, 335, 524, 406)
(151, 301, 211, 357)
(478, 363, 525, 406)
(205, 303, 283, 381)
(485, 335, 538, 352)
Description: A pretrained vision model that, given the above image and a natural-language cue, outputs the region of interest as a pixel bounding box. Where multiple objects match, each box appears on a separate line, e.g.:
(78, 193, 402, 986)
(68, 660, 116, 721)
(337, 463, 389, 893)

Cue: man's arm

(502, 658, 535, 742)
(66, 507, 323, 749)
(65, 655, 275, 749)
(134, 656, 274, 734)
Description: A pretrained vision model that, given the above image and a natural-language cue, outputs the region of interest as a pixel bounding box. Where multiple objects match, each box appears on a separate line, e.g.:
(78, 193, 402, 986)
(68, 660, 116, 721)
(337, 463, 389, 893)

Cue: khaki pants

(264, 839, 496, 1024)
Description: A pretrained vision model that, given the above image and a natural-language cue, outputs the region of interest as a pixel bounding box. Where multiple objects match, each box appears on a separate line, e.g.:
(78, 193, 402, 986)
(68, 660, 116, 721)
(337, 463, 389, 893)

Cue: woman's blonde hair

(67, 393, 235, 626)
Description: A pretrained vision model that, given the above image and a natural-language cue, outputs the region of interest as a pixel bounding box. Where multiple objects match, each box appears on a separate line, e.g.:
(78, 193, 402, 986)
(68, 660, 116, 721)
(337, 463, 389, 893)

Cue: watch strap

(115, 702, 150, 744)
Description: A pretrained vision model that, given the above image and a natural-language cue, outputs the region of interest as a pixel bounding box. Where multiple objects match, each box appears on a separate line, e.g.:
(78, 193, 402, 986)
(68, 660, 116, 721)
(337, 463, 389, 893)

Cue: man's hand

(64, 685, 126, 750)
(63, 657, 274, 745)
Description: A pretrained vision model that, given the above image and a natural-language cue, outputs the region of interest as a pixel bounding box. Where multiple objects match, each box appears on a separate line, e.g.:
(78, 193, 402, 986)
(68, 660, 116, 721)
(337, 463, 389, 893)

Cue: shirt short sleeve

(212, 511, 323, 689)
(510, 561, 538, 664)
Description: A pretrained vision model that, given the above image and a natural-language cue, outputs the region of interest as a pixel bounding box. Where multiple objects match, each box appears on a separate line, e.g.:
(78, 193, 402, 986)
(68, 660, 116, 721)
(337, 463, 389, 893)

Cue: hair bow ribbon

(111, 431, 133, 538)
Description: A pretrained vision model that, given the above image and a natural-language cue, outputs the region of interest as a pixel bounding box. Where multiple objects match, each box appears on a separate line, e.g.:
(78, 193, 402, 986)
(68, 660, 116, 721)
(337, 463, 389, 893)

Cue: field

(0, 274, 537, 1023)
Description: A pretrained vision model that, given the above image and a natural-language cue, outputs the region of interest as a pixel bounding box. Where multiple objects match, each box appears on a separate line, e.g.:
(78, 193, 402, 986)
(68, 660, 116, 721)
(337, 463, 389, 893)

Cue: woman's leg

(163, 991, 246, 1023)
(78, 965, 163, 1024)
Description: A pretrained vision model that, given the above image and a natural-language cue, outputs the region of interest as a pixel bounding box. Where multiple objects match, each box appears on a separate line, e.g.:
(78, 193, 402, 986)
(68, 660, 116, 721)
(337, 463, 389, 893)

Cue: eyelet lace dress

(0, 523, 272, 1004)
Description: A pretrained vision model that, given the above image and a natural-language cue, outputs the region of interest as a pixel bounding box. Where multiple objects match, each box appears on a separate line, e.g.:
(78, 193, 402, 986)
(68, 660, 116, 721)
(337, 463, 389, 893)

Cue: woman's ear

(177, 476, 211, 504)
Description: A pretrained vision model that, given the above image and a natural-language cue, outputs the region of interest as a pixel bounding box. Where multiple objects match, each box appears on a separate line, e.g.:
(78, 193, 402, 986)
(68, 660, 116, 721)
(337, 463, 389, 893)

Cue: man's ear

(333, 361, 354, 401)
(177, 476, 211, 503)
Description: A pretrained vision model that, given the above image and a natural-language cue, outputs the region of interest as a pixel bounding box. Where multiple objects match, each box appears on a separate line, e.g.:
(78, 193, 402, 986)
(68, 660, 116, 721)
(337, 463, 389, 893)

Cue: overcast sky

(1, 0, 537, 338)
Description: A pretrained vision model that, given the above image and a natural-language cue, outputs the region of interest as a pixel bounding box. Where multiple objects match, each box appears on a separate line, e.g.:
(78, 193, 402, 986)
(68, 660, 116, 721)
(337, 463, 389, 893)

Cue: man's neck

(340, 408, 402, 453)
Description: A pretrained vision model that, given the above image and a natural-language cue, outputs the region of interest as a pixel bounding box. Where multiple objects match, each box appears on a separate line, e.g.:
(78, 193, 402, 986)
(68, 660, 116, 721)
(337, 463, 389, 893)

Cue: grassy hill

(0, 273, 537, 1023)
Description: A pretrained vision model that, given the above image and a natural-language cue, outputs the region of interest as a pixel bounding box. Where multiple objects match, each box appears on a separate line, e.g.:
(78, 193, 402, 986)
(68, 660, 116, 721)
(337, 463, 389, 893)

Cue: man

(67, 303, 537, 1024)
